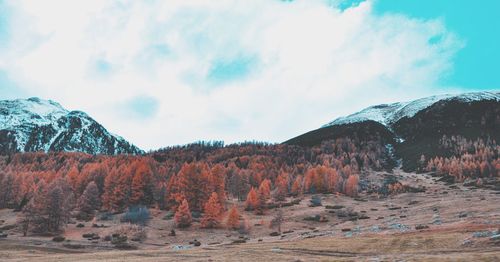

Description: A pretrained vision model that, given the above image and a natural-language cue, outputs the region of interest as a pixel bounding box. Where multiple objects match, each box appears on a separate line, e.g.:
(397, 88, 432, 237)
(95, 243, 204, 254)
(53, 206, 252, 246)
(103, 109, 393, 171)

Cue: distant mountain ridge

(286, 91, 500, 171)
(0, 97, 143, 155)
(324, 91, 500, 128)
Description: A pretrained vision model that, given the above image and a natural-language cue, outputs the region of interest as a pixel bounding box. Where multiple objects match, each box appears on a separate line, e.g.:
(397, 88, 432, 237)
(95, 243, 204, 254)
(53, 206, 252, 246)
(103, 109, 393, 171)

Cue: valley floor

(1, 170, 500, 261)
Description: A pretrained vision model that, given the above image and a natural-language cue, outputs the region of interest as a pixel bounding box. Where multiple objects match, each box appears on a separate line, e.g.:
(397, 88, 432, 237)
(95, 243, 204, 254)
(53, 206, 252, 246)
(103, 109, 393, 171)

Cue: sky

(0, 0, 498, 150)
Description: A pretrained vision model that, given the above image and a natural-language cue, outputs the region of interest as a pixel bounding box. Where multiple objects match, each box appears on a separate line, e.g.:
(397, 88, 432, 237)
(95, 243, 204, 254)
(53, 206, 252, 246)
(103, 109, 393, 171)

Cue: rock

(76, 223, 85, 228)
(341, 228, 351, 232)
(283, 230, 294, 234)
(270, 232, 280, 236)
(388, 206, 401, 210)
(111, 235, 128, 245)
(103, 235, 112, 241)
(168, 229, 176, 236)
(458, 212, 468, 218)
(490, 234, 500, 241)
(325, 205, 344, 210)
(52, 236, 65, 242)
(0, 233, 7, 238)
(232, 239, 246, 244)
(408, 201, 419, 205)
(473, 231, 494, 238)
(258, 239, 263, 242)
(193, 239, 201, 246)
(415, 224, 429, 230)
(82, 233, 97, 238)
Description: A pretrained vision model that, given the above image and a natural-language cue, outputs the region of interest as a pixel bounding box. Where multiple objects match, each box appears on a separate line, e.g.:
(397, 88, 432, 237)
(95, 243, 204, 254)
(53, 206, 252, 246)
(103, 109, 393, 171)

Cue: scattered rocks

(270, 232, 280, 236)
(52, 236, 65, 242)
(415, 224, 429, 230)
(408, 201, 419, 205)
(303, 214, 328, 222)
(325, 205, 344, 210)
(490, 234, 500, 241)
(458, 212, 468, 218)
(232, 239, 246, 244)
(76, 223, 85, 228)
(388, 206, 401, 210)
(82, 233, 98, 239)
(472, 231, 495, 238)
(283, 230, 294, 234)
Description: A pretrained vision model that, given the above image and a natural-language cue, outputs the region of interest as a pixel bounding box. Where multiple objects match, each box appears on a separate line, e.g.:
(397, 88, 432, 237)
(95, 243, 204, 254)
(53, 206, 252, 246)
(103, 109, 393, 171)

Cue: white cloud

(0, 0, 464, 150)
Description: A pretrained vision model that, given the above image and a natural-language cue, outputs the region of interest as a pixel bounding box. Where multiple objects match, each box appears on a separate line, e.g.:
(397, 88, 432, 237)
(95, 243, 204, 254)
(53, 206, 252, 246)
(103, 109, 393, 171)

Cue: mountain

(285, 91, 500, 171)
(0, 97, 143, 155)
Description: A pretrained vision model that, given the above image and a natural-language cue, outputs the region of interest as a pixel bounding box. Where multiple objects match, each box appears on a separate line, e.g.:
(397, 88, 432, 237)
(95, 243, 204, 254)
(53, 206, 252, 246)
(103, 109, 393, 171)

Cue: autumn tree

(167, 162, 211, 212)
(291, 175, 303, 196)
(244, 187, 259, 211)
(130, 161, 155, 206)
(174, 199, 192, 228)
(76, 181, 100, 220)
(273, 172, 289, 202)
(270, 209, 284, 233)
(226, 205, 240, 230)
(258, 179, 271, 200)
(344, 174, 359, 197)
(209, 164, 227, 207)
(201, 192, 223, 228)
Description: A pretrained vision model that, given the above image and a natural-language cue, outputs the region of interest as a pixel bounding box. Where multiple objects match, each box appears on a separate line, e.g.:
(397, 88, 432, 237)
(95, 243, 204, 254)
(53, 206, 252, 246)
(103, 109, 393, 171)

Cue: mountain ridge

(0, 97, 143, 155)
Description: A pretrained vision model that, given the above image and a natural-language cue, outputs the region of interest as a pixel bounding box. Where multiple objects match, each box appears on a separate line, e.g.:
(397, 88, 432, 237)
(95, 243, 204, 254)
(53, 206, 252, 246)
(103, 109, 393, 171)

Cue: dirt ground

(1, 170, 500, 261)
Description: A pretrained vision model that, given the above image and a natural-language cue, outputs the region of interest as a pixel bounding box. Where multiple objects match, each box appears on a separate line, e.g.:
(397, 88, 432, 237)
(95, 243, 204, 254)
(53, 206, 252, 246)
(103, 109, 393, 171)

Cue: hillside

(0, 97, 143, 155)
(286, 91, 500, 171)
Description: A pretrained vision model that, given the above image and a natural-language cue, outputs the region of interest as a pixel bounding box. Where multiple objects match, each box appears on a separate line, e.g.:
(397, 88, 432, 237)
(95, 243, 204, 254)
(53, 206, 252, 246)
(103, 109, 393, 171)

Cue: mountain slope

(285, 91, 500, 171)
(0, 97, 143, 155)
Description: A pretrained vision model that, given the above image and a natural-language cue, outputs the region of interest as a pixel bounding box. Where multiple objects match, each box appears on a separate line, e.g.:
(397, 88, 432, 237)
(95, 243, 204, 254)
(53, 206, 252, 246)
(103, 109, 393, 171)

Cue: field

(1, 170, 500, 261)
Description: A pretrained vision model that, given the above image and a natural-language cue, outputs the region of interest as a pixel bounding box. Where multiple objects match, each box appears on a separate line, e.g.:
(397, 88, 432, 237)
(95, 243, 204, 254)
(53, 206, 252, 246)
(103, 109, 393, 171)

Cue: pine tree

(201, 192, 223, 228)
(291, 175, 303, 196)
(344, 174, 359, 197)
(258, 179, 271, 199)
(244, 187, 259, 211)
(270, 209, 284, 233)
(130, 162, 154, 206)
(226, 205, 240, 230)
(76, 181, 100, 220)
(174, 199, 192, 228)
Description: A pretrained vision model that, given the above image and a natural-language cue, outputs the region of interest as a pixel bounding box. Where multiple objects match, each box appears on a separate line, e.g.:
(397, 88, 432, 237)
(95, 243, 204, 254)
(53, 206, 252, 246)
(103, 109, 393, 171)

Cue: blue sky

(0, 0, 497, 149)
(372, 0, 500, 90)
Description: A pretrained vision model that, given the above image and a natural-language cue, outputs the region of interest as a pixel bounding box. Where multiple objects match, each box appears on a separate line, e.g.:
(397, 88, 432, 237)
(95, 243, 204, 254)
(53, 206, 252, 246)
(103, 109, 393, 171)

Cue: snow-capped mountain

(0, 97, 143, 155)
(286, 91, 500, 171)
(324, 91, 500, 128)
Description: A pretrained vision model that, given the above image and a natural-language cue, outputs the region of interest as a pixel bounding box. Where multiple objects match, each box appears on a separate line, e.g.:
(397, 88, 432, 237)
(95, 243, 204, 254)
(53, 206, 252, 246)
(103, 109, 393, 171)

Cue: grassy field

(1, 229, 500, 261)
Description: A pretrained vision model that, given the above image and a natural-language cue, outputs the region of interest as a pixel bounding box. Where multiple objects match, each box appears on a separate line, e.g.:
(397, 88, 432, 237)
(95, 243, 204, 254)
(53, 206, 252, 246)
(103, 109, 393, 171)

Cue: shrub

(121, 206, 150, 225)
(309, 196, 322, 207)
(113, 224, 147, 242)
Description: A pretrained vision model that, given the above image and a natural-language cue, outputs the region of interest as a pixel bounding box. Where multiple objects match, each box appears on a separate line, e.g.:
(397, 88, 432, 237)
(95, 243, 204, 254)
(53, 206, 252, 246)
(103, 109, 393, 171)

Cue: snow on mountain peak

(323, 91, 500, 128)
(0, 97, 143, 155)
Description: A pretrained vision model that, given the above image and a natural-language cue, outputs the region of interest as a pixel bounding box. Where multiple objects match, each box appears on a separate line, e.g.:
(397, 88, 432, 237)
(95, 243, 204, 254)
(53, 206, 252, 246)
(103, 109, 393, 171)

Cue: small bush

(309, 196, 322, 207)
(113, 224, 147, 242)
(96, 212, 113, 221)
(121, 206, 150, 225)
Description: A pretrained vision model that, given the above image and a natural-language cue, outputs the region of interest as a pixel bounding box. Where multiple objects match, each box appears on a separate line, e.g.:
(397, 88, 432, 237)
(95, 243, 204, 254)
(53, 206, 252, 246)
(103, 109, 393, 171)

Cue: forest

(0, 137, 388, 234)
(0, 135, 498, 235)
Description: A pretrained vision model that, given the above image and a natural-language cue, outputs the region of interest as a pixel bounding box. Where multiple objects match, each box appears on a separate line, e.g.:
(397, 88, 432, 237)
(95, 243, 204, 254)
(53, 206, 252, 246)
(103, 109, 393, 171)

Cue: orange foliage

(174, 198, 192, 228)
(201, 192, 223, 228)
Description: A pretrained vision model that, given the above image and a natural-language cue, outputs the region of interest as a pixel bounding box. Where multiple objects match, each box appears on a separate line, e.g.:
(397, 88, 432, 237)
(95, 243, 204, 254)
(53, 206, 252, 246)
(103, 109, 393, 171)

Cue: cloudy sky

(0, 0, 498, 150)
